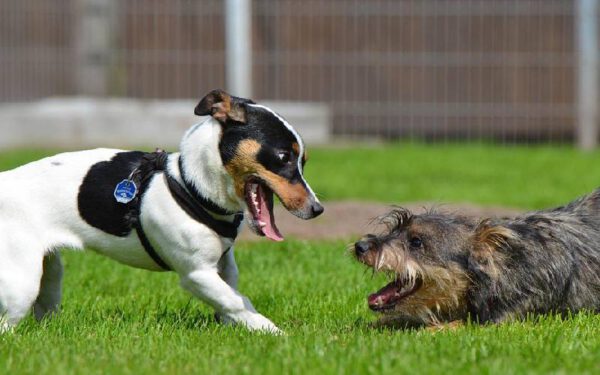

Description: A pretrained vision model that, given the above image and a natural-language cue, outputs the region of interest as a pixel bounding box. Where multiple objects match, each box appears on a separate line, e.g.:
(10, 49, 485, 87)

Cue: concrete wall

(0, 98, 331, 150)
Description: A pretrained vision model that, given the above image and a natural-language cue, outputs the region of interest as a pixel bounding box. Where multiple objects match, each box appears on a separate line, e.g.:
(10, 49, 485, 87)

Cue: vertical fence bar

(576, 0, 599, 150)
(225, 0, 253, 98)
(74, 0, 117, 96)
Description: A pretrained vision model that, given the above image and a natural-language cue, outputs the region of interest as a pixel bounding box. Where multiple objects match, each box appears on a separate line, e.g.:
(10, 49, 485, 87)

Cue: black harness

(127, 151, 243, 271)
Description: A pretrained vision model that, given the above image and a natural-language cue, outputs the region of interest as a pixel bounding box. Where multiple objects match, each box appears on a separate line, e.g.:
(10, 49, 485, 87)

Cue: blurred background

(0, 0, 598, 149)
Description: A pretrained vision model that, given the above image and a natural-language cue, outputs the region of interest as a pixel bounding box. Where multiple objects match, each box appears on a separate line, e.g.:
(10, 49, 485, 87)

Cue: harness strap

(178, 157, 239, 216)
(164, 174, 243, 239)
(135, 224, 172, 270)
(129, 151, 243, 271)
(130, 151, 172, 270)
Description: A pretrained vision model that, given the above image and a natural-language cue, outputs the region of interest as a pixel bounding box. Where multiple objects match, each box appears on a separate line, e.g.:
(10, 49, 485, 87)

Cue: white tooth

(258, 220, 266, 227)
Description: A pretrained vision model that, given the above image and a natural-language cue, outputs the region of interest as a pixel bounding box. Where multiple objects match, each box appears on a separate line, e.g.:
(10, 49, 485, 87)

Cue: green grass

(3, 143, 600, 209)
(2, 243, 600, 375)
(1, 144, 600, 374)
(304, 143, 600, 209)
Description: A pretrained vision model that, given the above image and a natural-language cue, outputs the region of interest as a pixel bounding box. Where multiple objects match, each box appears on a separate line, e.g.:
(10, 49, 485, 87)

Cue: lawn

(305, 143, 600, 209)
(1, 144, 600, 374)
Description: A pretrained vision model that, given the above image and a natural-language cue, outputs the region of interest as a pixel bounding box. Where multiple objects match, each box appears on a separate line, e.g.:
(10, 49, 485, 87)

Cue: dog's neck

(175, 118, 243, 214)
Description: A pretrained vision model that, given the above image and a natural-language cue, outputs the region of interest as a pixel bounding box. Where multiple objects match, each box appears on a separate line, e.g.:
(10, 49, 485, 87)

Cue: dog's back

(471, 188, 600, 320)
(0, 148, 124, 250)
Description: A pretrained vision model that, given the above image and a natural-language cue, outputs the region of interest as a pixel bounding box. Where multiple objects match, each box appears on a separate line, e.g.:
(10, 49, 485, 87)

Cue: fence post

(225, 0, 253, 98)
(74, 0, 117, 96)
(576, 0, 599, 150)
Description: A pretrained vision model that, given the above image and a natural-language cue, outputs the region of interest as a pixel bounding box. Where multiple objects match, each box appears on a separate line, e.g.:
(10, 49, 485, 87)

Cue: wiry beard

(368, 244, 470, 326)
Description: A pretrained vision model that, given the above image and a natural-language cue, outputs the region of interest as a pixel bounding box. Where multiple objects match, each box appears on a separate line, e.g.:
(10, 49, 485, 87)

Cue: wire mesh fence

(0, 0, 591, 142)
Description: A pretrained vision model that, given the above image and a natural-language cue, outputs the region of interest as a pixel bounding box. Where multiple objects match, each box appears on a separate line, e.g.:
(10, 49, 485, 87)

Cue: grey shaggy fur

(355, 189, 600, 326)
(470, 189, 600, 323)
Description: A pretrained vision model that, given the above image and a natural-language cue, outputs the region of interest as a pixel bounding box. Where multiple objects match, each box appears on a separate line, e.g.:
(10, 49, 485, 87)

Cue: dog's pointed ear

(194, 89, 250, 124)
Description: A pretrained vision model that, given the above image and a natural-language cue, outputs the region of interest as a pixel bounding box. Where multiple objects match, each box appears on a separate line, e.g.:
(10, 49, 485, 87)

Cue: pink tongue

(257, 186, 284, 242)
(368, 282, 398, 307)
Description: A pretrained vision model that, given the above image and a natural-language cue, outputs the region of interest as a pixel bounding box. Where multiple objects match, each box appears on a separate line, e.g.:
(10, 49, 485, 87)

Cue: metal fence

(0, 0, 596, 142)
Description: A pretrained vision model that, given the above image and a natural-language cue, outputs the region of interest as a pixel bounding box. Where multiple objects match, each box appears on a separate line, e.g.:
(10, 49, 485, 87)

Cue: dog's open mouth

(368, 276, 423, 311)
(244, 177, 284, 242)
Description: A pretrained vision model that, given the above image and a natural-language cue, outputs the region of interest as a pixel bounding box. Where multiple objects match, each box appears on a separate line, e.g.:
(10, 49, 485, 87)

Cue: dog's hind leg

(33, 252, 63, 321)
(0, 244, 44, 331)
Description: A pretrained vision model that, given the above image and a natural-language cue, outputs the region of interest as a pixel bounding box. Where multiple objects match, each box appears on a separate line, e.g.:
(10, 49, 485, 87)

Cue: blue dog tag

(114, 179, 138, 204)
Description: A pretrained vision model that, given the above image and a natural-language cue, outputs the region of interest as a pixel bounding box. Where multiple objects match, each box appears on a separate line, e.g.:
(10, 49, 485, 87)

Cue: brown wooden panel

(0, 0, 579, 141)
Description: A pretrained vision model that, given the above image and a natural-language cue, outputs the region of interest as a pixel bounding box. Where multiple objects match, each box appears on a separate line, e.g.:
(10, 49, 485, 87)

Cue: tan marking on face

(211, 97, 232, 123)
(224, 139, 261, 197)
(361, 242, 470, 324)
(292, 142, 300, 156)
(357, 246, 379, 268)
(260, 172, 309, 210)
(393, 264, 470, 323)
(224, 139, 310, 210)
(357, 243, 408, 272)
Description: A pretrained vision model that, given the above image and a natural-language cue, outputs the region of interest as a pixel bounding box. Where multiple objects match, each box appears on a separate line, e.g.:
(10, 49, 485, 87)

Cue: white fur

(0, 116, 306, 334)
(179, 118, 243, 213)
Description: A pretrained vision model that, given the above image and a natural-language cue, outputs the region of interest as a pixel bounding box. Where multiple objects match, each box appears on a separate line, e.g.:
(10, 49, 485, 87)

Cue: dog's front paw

(425, 320, 463, 333)
(243, 313, 282, 334)
(226, 311, 282, 334)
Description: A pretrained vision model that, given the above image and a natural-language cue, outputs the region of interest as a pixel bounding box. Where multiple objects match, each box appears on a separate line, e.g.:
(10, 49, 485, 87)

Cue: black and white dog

(0, 90, 323, 333)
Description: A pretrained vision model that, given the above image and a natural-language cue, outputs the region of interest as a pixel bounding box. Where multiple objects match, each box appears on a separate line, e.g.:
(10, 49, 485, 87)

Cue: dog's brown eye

(277, 151, 291, 164)
(409, 236, 423, 248)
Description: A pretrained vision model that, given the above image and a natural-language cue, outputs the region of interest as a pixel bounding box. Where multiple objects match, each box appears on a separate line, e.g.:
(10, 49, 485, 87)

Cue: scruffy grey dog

(354, 189, 600, 328)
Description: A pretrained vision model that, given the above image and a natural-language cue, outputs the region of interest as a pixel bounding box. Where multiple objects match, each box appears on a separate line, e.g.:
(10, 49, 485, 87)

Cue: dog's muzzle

(308, 200, 324, 218)
(354, 240, 371, 257)
(290, 198, 324, 220)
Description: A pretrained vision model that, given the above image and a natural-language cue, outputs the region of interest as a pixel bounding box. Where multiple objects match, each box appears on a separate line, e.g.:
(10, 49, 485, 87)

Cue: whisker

(375, 250, 385, 272)
(345, 242, 356, 254)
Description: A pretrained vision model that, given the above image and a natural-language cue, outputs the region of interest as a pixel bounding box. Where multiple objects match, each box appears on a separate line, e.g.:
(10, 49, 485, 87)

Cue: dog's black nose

(311, 202, 324, 217)
(355, 241, 371, 256)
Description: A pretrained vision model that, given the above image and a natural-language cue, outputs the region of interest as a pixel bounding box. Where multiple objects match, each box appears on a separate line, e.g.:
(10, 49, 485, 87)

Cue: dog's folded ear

(468, 219, 515, 278)
(194, 89, 253, 124)
(466, 220, 516, 322)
